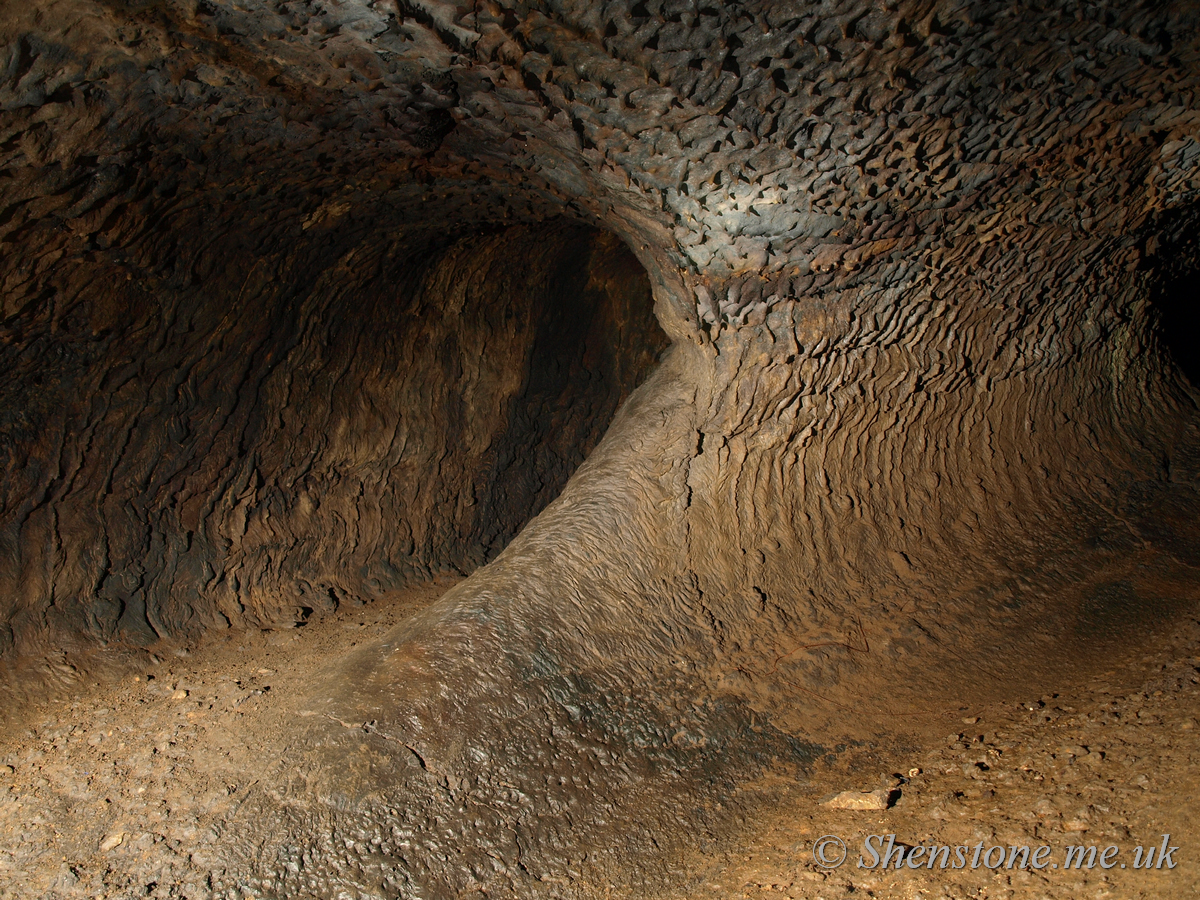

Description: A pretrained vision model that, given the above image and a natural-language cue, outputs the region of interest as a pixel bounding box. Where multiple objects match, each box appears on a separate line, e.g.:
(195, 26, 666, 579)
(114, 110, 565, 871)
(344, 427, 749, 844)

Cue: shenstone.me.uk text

(809, 833, 1179, 871)
(856, 834, 1178, 871)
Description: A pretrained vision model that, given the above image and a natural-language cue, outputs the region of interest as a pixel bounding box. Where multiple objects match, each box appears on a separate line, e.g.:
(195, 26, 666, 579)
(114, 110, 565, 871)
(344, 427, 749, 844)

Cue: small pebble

(99, 831, 126, 852)
(820, 789, 892, 811)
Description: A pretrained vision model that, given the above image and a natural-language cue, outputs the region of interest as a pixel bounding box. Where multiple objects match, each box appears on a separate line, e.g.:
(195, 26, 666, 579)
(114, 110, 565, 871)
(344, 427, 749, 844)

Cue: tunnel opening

(1148, 209, 1200, 388)
(423, 220, 672, 568)
(1153, 266, 1200, 388)
(237, 215, 672, 631)
(0, 213, 667, 661)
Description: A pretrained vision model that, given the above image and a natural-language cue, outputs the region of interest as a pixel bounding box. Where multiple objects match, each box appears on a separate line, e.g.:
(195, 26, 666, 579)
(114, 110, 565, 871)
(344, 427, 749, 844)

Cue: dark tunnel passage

(0, 216, 666, 656)
(1150, 208, 1200, 389)
(462, 223, 669, 561)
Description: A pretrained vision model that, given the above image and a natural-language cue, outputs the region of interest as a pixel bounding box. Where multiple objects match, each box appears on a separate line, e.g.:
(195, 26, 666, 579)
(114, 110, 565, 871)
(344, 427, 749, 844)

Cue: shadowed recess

(1149, 207, 1200, 388)
(0, 218, 666, 655)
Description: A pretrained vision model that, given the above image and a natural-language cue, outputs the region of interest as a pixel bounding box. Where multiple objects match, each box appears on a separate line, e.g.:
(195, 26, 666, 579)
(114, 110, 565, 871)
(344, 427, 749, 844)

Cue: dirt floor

(670, 619, 1200, 900)
(0, 580, 458, 900)
(1, 580, 1197, 900)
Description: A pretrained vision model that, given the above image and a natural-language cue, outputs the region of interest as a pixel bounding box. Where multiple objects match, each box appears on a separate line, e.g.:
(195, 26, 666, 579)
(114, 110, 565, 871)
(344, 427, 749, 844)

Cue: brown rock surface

(1, 0, 1198, 897)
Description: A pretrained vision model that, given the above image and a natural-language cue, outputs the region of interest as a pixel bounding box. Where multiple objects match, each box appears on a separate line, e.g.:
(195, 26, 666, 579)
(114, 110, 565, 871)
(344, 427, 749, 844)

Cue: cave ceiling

(5, 0, 1197, 329)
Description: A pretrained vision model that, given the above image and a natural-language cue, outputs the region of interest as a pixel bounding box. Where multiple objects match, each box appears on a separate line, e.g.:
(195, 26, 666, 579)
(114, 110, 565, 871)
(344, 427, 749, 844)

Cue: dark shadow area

(0, 212, 666, 658)
(1155, 267, 1199, 387)
(476, 225, 669, 557)
(1149, 208, 1200, 387)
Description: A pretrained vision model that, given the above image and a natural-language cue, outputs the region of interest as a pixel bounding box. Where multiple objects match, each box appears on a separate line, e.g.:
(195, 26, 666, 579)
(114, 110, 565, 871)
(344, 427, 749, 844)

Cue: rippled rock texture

(2, 0, 1199, 897)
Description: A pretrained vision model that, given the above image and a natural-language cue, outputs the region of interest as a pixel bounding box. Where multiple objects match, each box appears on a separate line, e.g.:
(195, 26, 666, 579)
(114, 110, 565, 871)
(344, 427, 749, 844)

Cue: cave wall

(0, 215, 665, 656)
(2, 0, 1200, 895)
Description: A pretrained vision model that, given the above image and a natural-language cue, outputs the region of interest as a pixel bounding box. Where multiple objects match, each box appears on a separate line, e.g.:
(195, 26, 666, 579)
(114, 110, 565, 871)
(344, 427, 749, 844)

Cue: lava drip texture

(0, 213, 665, 656)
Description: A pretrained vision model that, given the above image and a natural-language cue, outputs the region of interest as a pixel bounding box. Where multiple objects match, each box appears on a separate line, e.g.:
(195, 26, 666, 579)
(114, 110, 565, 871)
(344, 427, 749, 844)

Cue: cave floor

(0, 584, 1198, 900)
(0, 579, 460, 900)
(669, 614, 1200, 900)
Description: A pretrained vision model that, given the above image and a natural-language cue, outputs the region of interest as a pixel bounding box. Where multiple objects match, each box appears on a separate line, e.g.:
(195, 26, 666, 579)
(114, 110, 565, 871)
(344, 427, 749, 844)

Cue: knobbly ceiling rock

(2, 0, 1199, 897)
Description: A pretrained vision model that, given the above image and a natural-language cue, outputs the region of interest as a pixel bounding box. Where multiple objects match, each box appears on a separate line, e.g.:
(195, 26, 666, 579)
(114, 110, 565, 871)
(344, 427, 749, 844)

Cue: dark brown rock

(1, 0, 1198, 896)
